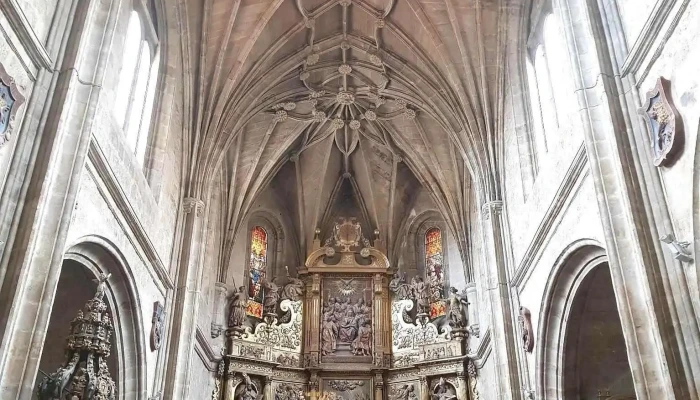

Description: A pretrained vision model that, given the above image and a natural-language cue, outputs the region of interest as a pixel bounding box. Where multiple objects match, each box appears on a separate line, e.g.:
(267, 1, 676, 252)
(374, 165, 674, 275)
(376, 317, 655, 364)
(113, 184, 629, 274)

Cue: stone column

(304, 273, 321, 365)
(419, 377, 429, 400)
(0, 2, 118, 396)
(480, 201, 521, 399)
(163, 197, 207, 399)
(374, 372, 384, 400)
(373, 273, 389, 364)
(264, 376, 273, 400)
(455, 369, 467, 400)
(212, 282, 229, 338)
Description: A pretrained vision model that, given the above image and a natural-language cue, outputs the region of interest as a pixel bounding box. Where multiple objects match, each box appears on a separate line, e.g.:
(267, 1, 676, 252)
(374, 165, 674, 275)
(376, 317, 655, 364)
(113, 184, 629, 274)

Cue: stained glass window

(246, 226, 268, 318)
(425, 228, 446, 318)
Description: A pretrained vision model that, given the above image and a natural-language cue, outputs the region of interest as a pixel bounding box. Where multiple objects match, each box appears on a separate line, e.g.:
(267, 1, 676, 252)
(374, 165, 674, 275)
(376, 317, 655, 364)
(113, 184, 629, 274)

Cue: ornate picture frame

(638, 77, 684, 167)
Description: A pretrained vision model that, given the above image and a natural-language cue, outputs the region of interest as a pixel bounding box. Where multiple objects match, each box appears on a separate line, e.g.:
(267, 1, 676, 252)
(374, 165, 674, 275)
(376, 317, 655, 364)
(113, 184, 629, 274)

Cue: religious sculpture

(352, 320, 372, 356)
(432, 378, 456, 400)
(281, 266, 305, 301)
(38, 273, 116, 400)
(390, 384, 417, 400)
(150, 301, 165, 351)
(519, 306, 534, 353)
(444, 287, 468, 329)
(228, 285, 249, 329)
(262, 278, 280, 316)
(236, 374, 260, 400)
(389, 272, 412, 300)
(321, 313, 339, 355)
(411, 276, 430, 316)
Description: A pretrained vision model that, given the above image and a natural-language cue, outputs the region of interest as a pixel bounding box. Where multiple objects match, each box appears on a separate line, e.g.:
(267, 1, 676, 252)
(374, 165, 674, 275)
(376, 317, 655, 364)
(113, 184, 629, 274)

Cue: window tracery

(246, 226, 268, 318)
(114, 9, 160, 165)
(424, 227, 446, 318)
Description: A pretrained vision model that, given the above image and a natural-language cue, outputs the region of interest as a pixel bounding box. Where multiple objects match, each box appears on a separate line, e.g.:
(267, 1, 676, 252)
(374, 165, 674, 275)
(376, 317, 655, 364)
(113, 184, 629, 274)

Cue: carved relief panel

(320, 277, 374, 363)
(321, 378, 373, 400)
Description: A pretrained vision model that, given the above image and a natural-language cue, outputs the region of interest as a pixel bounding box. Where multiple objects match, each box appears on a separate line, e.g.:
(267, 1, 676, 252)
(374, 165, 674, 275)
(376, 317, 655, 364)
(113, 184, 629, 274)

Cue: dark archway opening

(563, 263, 635, 399)
(33, 259, 118, 396)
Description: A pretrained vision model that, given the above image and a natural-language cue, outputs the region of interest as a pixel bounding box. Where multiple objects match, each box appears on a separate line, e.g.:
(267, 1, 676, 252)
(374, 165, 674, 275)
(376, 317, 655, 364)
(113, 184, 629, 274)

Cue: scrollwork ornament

(638, 77, 684, 166)
(0, 62, 25, 148)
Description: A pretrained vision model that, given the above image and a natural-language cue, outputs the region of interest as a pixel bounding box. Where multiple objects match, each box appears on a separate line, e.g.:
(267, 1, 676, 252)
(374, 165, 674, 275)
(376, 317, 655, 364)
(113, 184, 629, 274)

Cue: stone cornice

(467, 327, 491, 369)
(195, 327, 221, 373)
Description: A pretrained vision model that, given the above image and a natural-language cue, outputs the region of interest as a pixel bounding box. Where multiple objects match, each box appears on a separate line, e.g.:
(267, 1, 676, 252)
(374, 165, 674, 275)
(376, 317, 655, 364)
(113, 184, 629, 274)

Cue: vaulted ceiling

(179, 0, 525, 277)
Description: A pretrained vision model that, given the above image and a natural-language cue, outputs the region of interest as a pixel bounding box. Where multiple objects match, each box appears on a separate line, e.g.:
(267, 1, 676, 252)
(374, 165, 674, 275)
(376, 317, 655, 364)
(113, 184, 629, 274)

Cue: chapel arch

(36, 239, 147, 399)
(537, 241, 635, 399)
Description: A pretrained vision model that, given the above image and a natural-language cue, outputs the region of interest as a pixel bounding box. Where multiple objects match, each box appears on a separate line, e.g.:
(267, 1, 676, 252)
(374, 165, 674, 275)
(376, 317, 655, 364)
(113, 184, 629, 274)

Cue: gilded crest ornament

(0, 62, 25, 148)
(638, 77, 684, 166)
(150, 301, 165, 351)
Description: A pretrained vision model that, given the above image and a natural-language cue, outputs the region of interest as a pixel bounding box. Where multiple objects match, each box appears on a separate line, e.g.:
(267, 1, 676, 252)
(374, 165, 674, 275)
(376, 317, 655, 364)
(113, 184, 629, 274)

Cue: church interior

(0, 0, 698, 399)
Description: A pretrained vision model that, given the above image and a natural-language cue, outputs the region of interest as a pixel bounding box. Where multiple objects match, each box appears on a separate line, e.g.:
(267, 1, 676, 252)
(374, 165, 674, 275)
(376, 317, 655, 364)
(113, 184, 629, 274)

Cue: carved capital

(183, 197, 205, 216)
(480, 200, 503, 220)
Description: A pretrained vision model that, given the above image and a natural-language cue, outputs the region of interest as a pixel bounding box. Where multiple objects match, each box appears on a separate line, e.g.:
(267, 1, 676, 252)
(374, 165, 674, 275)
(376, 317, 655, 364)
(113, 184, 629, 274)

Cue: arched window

(245, 226, 268, 318)
(526, 11, 578, 162)
(425, 227, 446, 318)
(113, 9, 160, 166)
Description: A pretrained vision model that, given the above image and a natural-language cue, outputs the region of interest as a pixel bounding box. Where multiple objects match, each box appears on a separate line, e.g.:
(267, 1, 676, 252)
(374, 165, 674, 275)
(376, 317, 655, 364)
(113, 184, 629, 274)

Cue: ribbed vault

(178, 0, 525, 281)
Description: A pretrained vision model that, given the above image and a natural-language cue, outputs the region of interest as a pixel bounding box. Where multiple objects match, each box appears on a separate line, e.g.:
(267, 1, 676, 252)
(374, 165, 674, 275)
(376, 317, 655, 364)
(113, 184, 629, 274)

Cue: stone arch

(54, 236, 147, 399)
(536, 240, 635, 399)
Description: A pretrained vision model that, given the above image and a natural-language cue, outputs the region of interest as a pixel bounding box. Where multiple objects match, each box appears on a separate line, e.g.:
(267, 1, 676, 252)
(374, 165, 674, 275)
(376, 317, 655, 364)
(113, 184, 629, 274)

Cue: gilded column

(372, 273, 388, 364)
(374, 372, 384, 400)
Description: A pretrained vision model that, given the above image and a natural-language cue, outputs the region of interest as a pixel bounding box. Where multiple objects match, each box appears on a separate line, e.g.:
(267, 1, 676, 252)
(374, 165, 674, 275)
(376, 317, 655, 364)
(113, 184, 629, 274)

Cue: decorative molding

(195, 327, 221, 373)
(183, 197, 205, 216)
(467, 327, 491, 369)
(0, 0, 53, 69)
(511, 143, 588, 289)
(86, 142, 174, 292)
(620, 0, 689, 80)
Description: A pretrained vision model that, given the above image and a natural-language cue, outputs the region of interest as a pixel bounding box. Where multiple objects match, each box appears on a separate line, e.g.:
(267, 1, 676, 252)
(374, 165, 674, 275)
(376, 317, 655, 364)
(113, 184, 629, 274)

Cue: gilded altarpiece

(214, 218, 478, 400)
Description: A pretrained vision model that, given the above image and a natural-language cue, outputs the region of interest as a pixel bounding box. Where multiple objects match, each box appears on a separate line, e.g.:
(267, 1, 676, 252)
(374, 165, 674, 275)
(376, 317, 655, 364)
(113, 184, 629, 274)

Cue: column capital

(183, 197, 205, 216)
(481, 200, 503, 219)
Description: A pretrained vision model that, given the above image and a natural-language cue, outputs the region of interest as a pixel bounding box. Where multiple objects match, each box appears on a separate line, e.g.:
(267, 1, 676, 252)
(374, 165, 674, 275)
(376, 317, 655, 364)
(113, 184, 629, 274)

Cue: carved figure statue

(352, 320, 372, 356)
(432, 378, 457, 400)
(228, 285, 248, 328)
(237, 373, 259, 400)
(339, 310, 358, 342)
(281, 267, 305, 302)
(519, 306, 534, 353)
(262, 278, 280, 315)
(411, 277, 430, 315)
(389, 272, 412, 300)
(445, 287, 468, 328)
(321, 314, 338, 355)
(92, 272, 112, 300)
(390, 384, 417, 400)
